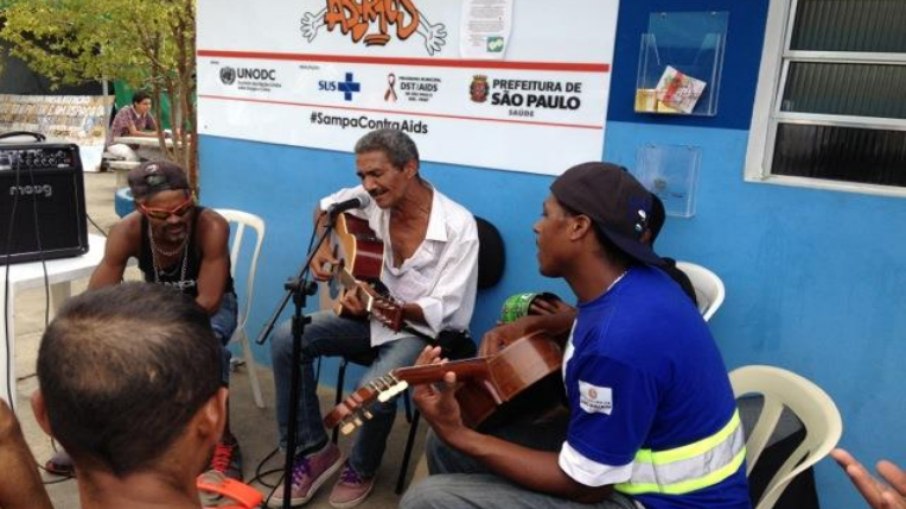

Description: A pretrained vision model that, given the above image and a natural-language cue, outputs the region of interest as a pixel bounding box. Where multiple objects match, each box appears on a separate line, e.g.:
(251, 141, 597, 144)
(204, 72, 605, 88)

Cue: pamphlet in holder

(632, 144, 701, 218)
(635, 11, 728, 116)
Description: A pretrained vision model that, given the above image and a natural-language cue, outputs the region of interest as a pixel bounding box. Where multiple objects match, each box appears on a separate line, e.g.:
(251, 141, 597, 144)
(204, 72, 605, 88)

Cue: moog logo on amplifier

(9, 184, 53, 198)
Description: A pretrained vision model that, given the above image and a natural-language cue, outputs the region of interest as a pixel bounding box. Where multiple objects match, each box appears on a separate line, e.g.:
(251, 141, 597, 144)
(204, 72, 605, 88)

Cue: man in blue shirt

(402, 162, 749, 508)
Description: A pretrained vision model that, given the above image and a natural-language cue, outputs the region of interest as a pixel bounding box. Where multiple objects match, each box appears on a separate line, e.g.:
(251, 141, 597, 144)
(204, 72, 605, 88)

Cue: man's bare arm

(195, 211, 231, 315)
(88, 216, 139, 290)
(0, 400, 53, 509)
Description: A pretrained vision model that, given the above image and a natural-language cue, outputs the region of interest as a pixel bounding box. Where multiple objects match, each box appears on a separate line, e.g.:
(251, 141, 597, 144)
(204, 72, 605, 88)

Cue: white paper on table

(460, 0, 513, 59)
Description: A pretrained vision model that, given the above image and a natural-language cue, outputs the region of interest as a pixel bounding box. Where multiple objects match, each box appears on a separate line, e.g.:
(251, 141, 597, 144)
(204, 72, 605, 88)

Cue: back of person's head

(354, 128, 420, 170)
(34, 282, 222, 476)
(131, 90, 151, 105)
(646, 193, 666, 246)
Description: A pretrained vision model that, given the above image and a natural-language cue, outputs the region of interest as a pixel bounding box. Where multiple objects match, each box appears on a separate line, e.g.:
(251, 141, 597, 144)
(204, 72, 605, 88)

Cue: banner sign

(197, 0, 619, 175)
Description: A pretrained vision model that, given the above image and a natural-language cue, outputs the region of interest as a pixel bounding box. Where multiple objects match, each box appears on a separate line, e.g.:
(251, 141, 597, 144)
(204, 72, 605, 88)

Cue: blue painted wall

(200, 2, 906, 508)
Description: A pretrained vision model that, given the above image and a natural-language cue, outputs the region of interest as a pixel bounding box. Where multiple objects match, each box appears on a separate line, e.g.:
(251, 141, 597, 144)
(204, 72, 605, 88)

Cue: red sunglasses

(139, 194, 195, 220)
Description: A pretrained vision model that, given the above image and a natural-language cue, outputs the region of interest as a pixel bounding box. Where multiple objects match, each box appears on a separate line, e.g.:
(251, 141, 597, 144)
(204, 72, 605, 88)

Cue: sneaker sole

(45, 453, 75, 477)
(328, 481, 375, 509)
(44, 462, 75, 477)
(266, 455, 344, 508)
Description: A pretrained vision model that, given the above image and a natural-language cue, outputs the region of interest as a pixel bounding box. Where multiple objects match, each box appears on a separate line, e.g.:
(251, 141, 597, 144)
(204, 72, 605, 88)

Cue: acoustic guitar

(323, 331, 564, 435)
(328, 213, 404, 331)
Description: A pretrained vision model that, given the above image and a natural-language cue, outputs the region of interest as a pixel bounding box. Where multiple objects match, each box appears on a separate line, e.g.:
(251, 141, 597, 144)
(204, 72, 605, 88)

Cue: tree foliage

(0, 0, 199, 187)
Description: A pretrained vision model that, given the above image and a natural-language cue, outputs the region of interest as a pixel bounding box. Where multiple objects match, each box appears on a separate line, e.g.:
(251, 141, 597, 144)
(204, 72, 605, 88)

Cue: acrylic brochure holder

(632, 144, 701, 219)
(635, 11, 728, 116)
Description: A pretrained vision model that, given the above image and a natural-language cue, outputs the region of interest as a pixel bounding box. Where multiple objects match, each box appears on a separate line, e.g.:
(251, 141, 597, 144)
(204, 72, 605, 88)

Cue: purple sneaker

(267, 443, 342, 508)
(328, 462, 374, 508)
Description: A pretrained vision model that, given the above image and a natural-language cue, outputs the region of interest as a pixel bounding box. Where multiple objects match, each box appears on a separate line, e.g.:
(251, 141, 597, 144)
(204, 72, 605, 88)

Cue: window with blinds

(748, 0, 906, 192)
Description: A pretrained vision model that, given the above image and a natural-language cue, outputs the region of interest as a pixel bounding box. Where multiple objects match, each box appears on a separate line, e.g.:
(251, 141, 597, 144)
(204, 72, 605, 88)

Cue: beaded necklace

(147, 221, 192, 284)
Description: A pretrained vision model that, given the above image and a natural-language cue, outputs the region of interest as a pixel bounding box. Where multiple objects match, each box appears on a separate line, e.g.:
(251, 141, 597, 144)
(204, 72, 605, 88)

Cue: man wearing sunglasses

(44, 160, 244, 482)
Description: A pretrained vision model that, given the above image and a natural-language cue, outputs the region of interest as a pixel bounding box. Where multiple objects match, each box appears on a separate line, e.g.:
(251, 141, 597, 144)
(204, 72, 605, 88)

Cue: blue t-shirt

(561, 266, 749, 509)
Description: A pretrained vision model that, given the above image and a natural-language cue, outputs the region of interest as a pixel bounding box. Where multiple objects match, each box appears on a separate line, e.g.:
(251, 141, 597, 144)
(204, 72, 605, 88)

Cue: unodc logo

(220, 67, 236, 85)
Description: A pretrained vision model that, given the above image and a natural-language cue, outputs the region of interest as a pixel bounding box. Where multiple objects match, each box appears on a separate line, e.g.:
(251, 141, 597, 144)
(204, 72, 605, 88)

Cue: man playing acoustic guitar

(268, 128, 479, 508)
(402, 163, 749, 509)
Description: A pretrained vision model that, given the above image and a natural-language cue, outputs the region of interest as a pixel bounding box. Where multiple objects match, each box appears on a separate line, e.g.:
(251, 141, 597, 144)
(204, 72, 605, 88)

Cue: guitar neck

(392, 358, 489, 385)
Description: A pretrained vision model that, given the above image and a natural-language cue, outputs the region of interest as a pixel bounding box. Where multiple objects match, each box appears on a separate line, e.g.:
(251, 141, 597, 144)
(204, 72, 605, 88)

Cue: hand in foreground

(411, 346, 465, 441)
(831, 448, 906, 509)
(530, 297, 575, 316)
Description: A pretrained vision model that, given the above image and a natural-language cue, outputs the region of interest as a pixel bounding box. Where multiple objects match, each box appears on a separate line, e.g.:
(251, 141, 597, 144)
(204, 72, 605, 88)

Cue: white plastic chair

(729, 365, 843, 509)
(675, 261, 726, 321)
(216, 208, 266, 409)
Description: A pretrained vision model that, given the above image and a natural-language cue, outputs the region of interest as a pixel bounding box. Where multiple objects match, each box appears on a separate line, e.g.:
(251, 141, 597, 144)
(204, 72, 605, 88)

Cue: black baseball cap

(127, 160, 190, 200)
(550, 162, 663, 266)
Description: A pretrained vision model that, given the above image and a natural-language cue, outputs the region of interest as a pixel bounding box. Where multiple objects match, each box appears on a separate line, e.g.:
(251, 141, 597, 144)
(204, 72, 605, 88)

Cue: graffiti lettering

(325, 0, 420, 44)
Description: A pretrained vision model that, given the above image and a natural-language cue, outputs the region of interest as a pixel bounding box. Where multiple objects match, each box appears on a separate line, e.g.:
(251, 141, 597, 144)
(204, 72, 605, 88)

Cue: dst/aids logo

(220, 67, 237, 85)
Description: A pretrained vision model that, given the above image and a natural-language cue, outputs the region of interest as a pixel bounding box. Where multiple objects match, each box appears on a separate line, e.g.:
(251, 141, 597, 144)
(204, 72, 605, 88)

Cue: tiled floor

(11, 170, 426, 508)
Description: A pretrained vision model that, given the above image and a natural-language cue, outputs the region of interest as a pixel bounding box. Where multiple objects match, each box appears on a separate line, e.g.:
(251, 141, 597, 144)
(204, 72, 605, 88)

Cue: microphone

(327, 194, 371, 219)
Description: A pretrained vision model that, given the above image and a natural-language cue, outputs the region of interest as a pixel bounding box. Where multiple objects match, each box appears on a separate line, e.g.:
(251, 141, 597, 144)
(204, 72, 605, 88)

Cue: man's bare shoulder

(108, 213, 143, 249)
(199, 208, 230, 233)
(197, 208, 231, 251)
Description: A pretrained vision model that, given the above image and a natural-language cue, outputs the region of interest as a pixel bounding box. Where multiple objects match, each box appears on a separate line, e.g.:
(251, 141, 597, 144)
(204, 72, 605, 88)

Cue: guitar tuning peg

(341, 422, 356, 435)
(389, 381, 409, 398)
(354, 407, 373, 421)
(353, 416, 363, 426)
(377, 386, 395, 403)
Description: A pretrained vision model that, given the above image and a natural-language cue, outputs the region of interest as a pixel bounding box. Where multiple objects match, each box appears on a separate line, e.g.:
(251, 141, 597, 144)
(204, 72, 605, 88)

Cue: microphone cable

(3, 154, 23, 408)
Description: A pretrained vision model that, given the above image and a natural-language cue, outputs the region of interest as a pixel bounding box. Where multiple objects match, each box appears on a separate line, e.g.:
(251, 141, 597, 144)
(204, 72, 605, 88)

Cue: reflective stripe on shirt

(615, 410, 746, 495)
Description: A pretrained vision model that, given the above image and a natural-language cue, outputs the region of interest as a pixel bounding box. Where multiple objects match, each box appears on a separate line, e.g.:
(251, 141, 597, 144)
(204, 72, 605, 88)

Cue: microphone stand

(255, 216, 337, 509)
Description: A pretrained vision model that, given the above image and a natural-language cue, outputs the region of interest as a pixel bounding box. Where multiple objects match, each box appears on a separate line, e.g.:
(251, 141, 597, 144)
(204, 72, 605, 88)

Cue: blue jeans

(270, 310, 427, 477)
(211, 292, 238, 386)
(400, 411, 640, 509)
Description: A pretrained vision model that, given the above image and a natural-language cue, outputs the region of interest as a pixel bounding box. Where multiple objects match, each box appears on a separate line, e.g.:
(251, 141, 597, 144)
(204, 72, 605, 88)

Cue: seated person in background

(105, 90, 160, 162)
(268, 128, 479, 508)
(831, 448, 906, 508)
(403, 162, 749, 509)
(46, 160, 242, 480)
(0, 399, 53, 509)
(32, 283, 228, 509)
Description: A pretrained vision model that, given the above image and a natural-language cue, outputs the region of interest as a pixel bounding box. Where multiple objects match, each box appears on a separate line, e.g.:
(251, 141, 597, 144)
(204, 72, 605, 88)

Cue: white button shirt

(321, 183, 479, 346)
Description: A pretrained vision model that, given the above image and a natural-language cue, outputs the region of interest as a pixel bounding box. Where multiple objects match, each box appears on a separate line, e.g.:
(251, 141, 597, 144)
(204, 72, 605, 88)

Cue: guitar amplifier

(0, 141, 89, 265)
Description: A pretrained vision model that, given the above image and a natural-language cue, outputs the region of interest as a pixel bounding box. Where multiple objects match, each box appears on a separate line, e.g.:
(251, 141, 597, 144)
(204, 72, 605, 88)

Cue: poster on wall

(196, 0, 619, 175)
